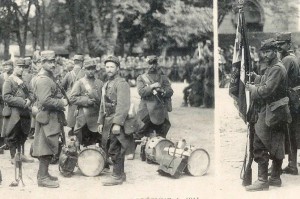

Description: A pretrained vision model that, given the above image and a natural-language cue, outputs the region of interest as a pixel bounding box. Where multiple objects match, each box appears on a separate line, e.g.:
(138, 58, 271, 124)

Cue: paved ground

(0, 82, 215, 199)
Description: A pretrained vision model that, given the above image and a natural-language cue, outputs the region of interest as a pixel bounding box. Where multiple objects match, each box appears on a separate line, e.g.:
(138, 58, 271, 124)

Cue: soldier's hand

(98, 125, 103, 134)
(62, 99, 68, 106)
(24, 99, 31, 108)
(87, 98, 96, 105)
(150, 82, 161, 89)
(112, 124, 121, 135)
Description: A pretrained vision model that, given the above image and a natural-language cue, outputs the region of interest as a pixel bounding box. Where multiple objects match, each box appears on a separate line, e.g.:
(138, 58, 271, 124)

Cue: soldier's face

(262, 49, 277, 62)
(85, 67, 96, 78)
(277, 42, 289, 54)
(105, 62, 119, 78)
(3, 64, 13, 74)
(43, 59, 56, 73)
(14, 65, 24, 76)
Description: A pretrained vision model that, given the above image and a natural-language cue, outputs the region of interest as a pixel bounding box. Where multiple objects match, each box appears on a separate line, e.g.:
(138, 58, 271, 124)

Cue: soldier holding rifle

(245, 38, 291, 191)
(136, 55, 173, 138)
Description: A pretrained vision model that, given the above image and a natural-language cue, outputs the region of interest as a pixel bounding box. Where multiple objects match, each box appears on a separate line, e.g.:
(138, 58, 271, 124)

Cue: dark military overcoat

(252, 58, 289, 159)
(32, 70, 65, 156)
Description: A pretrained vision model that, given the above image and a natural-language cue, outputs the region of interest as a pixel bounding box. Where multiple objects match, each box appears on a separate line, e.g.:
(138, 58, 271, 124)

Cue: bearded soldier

(61, 54, 85, 136)
(276, 32, 300, 175)
(246, 38, 291, 191)
(70, 58, 103, 146)
(32, 51, 68, 188)
(98, 55, 131, 186)
(136, 55, 173, 138)
(2, 58, 34, 163)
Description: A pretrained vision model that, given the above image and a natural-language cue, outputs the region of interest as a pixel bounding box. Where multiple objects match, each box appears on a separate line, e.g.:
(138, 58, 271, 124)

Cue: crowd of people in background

(219, 43, 300, 88)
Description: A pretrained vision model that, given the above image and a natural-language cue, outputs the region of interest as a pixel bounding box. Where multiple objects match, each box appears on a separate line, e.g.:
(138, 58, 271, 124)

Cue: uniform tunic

(32, 71, 65, 156)
(252, 58, 288, 160)
(69, 76, 103, 146)
(2, 74, 32, 145)
(136, 72, 173, 137)
(98, 76, 131, 164)
(61, 66, 85, 128)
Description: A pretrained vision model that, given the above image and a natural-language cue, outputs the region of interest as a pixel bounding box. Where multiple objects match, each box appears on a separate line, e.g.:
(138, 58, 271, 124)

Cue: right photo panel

(217, 0, 300, 196)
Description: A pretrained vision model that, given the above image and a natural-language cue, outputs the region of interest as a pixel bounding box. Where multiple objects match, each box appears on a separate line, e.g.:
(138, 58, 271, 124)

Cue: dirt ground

(0, 82, 215, 199)
(218, 88, 300, 198)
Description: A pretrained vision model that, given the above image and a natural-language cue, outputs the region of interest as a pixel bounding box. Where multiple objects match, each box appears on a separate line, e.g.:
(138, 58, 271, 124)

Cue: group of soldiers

(244, 32, 300, 191)
(0, 52, 174, 188)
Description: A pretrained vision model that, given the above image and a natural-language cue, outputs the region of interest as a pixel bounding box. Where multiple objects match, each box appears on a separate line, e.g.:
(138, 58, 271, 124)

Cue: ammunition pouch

(2, 106, 11, 117)
(35, 110, 50, 125)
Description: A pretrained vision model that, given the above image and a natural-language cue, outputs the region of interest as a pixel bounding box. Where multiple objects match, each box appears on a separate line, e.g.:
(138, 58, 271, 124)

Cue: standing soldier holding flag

(245, 38, 291, 191)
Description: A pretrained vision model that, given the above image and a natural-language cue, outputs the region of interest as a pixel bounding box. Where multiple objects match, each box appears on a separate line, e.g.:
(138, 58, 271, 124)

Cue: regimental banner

(229, 8, 251, 123)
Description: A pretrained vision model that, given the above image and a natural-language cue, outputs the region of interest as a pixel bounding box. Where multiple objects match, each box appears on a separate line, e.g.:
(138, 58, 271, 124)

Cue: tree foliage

(0, 0, 214, 57)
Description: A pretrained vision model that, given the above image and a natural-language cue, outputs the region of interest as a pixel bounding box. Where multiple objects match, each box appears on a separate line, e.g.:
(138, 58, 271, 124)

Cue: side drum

(77, 146, 107, 177)
(145, 136, 174, 164)
(185, 148, 210, 176)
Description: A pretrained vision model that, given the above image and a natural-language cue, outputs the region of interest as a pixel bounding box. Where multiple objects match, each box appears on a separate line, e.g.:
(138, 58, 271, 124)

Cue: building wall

(218, 0, 299, 34)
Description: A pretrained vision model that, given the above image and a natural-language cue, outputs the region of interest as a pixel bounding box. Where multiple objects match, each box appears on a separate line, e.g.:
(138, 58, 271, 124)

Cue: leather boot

(246, 163, 269, 191)
(37, 156, 59, 188)
(102, 174, 123, 186)
(269, 159, 282, 187)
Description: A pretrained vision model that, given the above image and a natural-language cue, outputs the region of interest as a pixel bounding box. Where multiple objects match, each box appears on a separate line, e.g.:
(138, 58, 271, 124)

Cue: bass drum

(77, 146, 107, 177)
(185, 148, 210, 176)
(145, 136, 174, 164)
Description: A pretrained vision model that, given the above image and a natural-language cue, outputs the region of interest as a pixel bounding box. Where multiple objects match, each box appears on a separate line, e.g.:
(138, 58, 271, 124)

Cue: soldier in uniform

(69, 59, 103, 146)
(98, 55, 131, 186)
(0, 60, 14, 149)
(61, 54, 85, 136)
(245, 38, 290, 191)
(2, 58, 34, 163)
(136, 55, 173, 138)
(276, 32, 300, 175)
(32, 51, 68, 188)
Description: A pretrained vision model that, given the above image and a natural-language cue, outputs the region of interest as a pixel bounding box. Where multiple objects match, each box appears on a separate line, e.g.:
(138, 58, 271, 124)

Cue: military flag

(228, 8, 251, 123)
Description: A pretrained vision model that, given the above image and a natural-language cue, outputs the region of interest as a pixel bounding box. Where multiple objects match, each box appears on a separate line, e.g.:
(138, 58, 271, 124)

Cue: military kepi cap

(73, 54, 84, 61)
(104, 55, 120, 67)
(276, 32, 291, 43)
(84, 58, 96, 69)
(260, 38, 278, 51)
(14, 58, 26, 66)
(2, 60, 13, 66)
(41, 50, 56, 61)
(146, 55, 158, 64)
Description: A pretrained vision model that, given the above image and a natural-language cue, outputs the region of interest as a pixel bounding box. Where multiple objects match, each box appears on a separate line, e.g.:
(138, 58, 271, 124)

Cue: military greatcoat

(252, 58, 288, 159)
(61, 66, 85, 128)
(98, 75, 131, 150)
(2, 74, 32, 138)
(136, 72, 173, 125)
(32, 70, 66, 156)
(70, 76, 103, 133)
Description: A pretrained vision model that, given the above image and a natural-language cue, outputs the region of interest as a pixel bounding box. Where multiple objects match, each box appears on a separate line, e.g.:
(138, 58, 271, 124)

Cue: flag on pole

(229, 8, 251, 123)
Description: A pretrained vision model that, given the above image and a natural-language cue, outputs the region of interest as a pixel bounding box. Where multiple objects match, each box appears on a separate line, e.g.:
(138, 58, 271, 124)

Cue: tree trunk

(3, 35, 10, 60)
(41, 0, 45, 50)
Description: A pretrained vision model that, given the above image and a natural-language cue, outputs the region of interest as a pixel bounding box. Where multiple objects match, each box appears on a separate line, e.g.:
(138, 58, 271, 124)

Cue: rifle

(10, 152, 25, 187)
(55, 80, 71, 105)
(241, 123, 254, 186)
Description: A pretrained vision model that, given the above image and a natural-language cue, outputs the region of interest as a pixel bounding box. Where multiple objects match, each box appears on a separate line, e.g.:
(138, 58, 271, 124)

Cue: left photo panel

(0, 1, 215, 199)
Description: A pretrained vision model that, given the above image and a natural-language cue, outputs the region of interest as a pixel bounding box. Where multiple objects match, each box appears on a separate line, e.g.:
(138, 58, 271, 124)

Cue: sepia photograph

(218, 0, 300, 197)
(0, 0, 214, 198)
